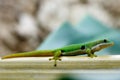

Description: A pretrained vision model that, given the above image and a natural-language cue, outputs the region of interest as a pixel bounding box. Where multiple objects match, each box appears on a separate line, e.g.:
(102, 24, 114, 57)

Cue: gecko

(1, 39, 114, 67)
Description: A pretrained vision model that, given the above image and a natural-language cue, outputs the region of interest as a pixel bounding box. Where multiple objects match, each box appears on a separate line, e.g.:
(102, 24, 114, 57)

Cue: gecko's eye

(80, 45, 85, 50)
(103, 39, 107, 43)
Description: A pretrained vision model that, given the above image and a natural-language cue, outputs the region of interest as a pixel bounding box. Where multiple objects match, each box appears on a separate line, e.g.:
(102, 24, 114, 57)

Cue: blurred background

(0, 0, 120, 56)
(0, 0, 120, 80)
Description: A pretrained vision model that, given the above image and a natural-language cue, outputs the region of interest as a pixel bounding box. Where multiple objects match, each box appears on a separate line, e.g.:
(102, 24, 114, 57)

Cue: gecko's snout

(108, 42, 114, 47)
(111, 42, 114, 46)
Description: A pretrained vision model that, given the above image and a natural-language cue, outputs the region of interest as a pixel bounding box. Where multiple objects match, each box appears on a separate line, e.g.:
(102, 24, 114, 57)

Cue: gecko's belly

(61, 50, 86, 56)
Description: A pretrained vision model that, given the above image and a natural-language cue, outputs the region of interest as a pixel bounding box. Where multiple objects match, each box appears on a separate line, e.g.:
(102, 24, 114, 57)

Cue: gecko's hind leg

(49, 50, 62, 67)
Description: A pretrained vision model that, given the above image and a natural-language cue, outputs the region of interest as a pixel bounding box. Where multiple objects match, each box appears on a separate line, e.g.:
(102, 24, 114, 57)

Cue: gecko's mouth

(99, 42, 114, 48)
(91, 42, 114, 52)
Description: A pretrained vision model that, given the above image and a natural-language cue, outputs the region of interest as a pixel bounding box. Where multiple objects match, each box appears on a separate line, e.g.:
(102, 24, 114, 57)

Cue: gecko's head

(91, 39, 114, 52)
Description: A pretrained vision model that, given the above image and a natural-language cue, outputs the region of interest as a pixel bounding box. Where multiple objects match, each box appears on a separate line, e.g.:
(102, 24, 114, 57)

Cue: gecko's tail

(2, 53, 27, 59)
(1, 50, 54, 59)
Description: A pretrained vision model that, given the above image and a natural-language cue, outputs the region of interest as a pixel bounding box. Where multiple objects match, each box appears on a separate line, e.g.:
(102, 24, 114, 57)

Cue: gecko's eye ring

(104, 39, 107, 43)
(80, 45, 85, 50)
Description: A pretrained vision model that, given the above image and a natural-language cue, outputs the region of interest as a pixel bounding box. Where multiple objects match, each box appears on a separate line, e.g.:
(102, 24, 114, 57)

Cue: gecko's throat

(91, 42, 114, 52)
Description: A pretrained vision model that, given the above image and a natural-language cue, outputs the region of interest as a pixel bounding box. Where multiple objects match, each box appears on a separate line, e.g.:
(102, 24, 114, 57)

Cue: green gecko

(2, 39, 114, 67)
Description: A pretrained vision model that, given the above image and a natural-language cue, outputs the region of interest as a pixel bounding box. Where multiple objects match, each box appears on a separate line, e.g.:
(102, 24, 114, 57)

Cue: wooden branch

(1, 55, 120, 69)
(0, 55, 120, 80)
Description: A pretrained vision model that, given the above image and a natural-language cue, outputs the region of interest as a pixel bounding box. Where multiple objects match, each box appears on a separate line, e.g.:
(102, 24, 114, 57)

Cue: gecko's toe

(88, 55, 94, 58)
(94, 55, 97, 57)
(58, 58, 62, 61)
(49, 58, 53, 61)
(54, 64, 57, 67)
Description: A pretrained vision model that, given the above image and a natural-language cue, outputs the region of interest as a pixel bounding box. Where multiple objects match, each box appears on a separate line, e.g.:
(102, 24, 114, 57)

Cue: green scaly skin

(2, 39, 114, 67)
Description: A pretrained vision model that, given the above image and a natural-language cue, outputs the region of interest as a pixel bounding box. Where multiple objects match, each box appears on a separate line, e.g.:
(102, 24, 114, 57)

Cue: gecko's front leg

(49, 50, 62, 67)
(86, 49, 97, 58)
(92, 53, 97, 57)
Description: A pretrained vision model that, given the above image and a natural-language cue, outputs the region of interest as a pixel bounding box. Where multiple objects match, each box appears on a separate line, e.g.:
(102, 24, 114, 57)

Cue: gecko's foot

(88, 54, 94, 58)
(49, 57, 61, 67)
(90, 56, 94, 58)
(88, 54, 97, 58)
(49, 58, 61, 61)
